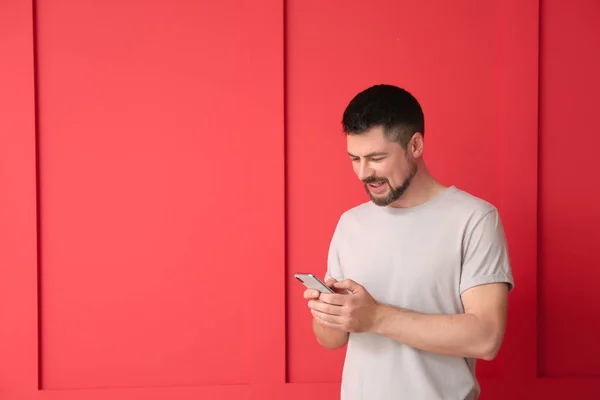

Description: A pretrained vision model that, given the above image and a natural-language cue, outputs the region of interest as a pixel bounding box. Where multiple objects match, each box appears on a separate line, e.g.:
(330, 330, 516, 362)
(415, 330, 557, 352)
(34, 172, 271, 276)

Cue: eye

(370, 157, 385, 162)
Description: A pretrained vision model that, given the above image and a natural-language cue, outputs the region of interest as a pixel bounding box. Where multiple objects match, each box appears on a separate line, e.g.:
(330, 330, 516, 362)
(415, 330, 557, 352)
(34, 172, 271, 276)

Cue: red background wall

(1, 0, 598, 399)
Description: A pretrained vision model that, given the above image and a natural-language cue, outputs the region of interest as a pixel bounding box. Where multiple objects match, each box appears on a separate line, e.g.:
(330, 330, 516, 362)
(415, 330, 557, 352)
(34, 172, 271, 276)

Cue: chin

(370, 195, 392, 207)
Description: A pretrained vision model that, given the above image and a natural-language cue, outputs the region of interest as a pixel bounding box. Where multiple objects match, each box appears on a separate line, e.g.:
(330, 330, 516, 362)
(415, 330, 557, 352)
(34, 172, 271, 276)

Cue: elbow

(479, 347, 499, 361)
(478, 335, 503, 361)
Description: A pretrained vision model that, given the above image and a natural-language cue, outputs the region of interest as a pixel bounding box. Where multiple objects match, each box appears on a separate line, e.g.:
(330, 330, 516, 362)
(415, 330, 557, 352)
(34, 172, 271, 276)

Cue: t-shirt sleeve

(459, 208, 515, 294)
(324, 216, 345, 282)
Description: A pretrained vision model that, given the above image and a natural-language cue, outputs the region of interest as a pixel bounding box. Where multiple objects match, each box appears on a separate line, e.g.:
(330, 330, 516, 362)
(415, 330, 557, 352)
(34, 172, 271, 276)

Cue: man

(304, 84, 514, 400)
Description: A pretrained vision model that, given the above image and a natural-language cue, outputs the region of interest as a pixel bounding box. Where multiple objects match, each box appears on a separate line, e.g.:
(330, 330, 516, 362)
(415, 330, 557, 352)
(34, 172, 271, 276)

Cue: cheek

(375, 164, 395, 180)
(379, 161, 407, 184)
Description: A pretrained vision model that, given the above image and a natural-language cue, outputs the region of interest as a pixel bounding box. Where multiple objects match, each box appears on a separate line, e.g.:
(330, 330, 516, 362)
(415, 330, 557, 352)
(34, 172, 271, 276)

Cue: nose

(356, 160, 374, 181)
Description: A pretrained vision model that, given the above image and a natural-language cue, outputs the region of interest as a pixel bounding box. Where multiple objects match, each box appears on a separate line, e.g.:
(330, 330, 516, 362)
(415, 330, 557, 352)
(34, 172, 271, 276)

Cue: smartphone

(294, 273, 333, 294)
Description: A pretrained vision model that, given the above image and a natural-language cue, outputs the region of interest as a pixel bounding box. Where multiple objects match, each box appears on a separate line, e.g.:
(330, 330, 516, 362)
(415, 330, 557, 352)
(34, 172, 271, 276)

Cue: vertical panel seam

(31, 0, 43, 390)
(535, 0, 543, 379)
(283, 0, 289, 385)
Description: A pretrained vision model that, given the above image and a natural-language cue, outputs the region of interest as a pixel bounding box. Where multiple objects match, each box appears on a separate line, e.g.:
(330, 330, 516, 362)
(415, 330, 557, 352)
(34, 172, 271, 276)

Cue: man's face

(346, 126, 417, 206)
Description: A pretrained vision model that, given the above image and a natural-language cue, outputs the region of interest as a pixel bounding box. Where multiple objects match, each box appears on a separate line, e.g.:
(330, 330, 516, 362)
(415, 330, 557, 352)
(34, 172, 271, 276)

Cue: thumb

(325, 277, 338, 285)
(333, 279, 361, 293)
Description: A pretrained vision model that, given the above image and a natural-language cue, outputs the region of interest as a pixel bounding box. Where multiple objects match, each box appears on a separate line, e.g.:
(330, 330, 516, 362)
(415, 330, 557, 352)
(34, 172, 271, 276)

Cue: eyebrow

(348, 151, 388, 158)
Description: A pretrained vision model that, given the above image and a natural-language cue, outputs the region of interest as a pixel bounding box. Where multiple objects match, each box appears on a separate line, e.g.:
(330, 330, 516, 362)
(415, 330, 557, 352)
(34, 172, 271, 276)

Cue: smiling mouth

(365, 180, 388, 194)
(368, 182, 385, 188)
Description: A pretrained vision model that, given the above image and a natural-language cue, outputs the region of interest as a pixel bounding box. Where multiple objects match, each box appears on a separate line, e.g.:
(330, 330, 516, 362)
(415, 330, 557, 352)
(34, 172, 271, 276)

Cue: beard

(363, 161, 417, 207)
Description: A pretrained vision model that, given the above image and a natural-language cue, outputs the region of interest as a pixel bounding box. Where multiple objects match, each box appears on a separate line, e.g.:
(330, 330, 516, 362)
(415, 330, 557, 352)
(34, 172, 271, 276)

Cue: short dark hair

(342, 84, 424, 148)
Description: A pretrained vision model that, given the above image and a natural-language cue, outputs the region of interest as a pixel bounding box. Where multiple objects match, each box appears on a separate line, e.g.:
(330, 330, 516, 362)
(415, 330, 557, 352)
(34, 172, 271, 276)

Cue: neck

(388, 162, 447, 209)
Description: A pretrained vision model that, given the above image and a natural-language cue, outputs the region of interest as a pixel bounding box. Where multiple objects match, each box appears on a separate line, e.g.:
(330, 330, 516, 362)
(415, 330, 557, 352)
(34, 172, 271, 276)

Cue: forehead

(346, 126, 401, 156)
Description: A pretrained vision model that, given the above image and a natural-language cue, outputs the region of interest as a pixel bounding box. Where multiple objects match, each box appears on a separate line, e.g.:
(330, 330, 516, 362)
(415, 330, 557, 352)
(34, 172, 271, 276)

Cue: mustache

(362, 177, 388, 185)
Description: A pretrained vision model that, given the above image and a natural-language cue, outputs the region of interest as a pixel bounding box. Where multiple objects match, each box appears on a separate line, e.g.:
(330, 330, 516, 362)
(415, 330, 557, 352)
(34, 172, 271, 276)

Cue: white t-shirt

(325, 186, 514, 400)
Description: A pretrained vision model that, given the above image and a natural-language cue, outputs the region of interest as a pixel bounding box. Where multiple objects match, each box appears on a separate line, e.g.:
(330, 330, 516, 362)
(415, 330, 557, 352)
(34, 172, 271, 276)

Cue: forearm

(371, 305, 502, 360)
(313, 318, 349, 349)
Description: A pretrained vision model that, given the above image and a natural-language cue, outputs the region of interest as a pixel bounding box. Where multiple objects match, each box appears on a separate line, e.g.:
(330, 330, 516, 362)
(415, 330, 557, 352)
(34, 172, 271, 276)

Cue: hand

(307, 279, 379, 333)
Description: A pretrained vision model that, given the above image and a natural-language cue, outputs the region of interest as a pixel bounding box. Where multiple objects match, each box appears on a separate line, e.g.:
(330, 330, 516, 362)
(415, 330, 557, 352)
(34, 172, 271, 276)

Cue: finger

(314, 318, 345, 331)
(308, 299, 344, 316)
(319, 293, 348, 306)
(312, 309, 345, 327)
(333, 279, 362, 293)
(303, 289, 320, 299)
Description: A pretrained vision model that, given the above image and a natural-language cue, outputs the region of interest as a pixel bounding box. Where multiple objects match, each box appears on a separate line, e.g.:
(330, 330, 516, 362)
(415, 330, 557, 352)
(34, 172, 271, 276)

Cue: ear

(410, 132, 424, 159)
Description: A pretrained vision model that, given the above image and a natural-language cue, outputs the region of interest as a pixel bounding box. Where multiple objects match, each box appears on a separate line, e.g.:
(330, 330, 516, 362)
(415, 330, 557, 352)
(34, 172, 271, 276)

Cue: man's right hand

(304, 277, 350, 349)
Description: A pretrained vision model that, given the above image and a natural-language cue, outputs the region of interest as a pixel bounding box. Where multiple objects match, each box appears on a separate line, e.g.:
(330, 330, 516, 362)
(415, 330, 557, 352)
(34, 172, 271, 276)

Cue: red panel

(492, 0, 540, 382)
(0, 0, 38, 393)
(34, 0, 284, 391)
(538, 0, 600, 378)
(285, 0, 539, 385)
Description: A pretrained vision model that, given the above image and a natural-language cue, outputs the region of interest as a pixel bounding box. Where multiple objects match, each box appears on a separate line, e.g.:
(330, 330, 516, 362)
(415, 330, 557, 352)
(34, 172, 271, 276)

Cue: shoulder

(328, 201, 375, 239)
(444, 186, 500, 223)
(444, 188, 508, 247)
(338, 201, 376, 225)
(342, 200, 375, 218)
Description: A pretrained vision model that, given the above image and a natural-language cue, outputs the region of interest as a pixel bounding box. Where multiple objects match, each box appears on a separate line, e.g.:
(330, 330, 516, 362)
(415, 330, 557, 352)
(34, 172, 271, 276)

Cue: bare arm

(371, 282, 509, 360)
(312, 317, 349, 349)
(311, 280, 509, 359)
